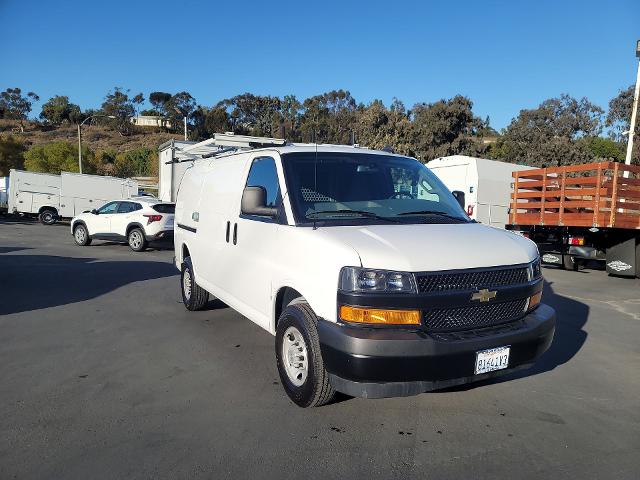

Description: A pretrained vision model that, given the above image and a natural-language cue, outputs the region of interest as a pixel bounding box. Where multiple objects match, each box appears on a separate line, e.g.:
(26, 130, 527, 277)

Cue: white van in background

(0, 176, 10, 214)
(7, 169, 138, 224)
(426, 156, 533, 228)
(174, 143, 555, 408)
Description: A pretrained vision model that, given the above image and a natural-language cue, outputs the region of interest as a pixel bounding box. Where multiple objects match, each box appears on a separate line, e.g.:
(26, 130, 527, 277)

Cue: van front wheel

(276, 302, 336, 407)
(181, 257, 209, 311)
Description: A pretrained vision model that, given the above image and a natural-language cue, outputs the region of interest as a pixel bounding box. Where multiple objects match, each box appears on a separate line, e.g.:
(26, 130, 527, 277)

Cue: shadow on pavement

(0, 252, 177, 315)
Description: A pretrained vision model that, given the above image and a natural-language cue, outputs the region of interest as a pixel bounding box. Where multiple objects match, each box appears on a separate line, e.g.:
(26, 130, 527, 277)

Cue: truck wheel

(39, 209, 57, 225)
(73, 224, 92, 246)
(181, 257, 209, 311)
(276, 302, 336, 408)
(127, 228, 148, 252)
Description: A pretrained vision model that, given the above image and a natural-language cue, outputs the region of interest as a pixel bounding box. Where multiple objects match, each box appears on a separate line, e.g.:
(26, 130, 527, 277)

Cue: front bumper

(318, 303, 556, 399)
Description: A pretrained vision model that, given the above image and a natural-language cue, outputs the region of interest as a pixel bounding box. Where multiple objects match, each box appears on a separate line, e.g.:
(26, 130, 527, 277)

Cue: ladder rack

(170, 133, 287, 163)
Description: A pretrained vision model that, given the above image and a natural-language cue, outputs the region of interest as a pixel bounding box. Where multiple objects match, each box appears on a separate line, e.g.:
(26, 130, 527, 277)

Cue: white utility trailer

(158, 133, 286, 202)
(426, 156, 532, 228)
(7, 169, 138, 224)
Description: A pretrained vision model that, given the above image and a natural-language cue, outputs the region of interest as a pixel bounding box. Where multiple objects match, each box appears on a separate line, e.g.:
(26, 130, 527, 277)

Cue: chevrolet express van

(174, 145, 556, 407)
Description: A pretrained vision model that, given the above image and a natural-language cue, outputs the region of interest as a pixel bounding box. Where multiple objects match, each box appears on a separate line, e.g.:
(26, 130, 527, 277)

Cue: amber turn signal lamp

(528, 292, 542, 311)
(339, 305, 421, 325)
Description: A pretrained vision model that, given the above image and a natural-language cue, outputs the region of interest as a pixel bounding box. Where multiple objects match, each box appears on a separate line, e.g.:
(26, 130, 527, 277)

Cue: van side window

(245, 157, 280, 208)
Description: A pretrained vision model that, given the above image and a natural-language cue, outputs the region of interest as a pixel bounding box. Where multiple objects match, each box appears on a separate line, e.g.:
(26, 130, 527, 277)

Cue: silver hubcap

(75, 228, 85, 243)
(183, 269, 192, 300)
(281, 326, 308, 386)
(129, 231, 142, 249)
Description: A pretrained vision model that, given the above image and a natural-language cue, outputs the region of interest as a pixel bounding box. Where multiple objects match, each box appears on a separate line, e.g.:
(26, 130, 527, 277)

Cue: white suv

(174, 145, 556, 407)
(71, 197, 175, 251)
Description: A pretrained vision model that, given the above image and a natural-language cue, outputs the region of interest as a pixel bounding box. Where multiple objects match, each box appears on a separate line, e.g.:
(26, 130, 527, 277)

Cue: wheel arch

(126, 222, 145, 237)
(274, 286, 307, 333)
(38, 205, 58, 215)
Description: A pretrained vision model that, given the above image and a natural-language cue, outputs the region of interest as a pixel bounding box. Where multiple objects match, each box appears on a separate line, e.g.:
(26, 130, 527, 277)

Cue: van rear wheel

(275, 302, 336, 408)
(181, 257, 209, 311)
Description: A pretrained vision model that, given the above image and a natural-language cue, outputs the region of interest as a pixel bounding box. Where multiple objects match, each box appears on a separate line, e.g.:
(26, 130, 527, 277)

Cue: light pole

(624, 40, 640, 168)
(174, 107, 187, 141)
(77, 114, 115, 174)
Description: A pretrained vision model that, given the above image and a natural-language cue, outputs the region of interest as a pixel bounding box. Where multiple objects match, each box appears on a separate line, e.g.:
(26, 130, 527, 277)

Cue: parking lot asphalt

(1, 218, 639, 480)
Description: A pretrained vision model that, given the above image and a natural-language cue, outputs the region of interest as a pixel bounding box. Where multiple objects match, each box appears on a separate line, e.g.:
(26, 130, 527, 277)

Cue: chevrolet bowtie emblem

(471, 289, 497, 302)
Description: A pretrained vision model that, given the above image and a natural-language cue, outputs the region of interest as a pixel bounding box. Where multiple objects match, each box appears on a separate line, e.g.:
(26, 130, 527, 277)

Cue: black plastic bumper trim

(318, 303, 556, 398)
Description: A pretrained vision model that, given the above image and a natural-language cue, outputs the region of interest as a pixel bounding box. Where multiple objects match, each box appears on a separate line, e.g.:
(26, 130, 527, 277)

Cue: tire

(181, 257, 209, 311)
(275, 302, 336, 408)
(73, 224, 91, 246)
(127, 227, 148, 252)
(39, 209, 57, 225)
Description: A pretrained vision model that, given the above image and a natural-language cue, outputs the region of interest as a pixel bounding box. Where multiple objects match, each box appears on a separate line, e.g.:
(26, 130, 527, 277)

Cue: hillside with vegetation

(0, 86, 637, 178)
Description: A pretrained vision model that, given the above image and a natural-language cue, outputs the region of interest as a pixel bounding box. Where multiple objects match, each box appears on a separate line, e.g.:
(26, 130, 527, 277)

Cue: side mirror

(91, 209, 98, 215)
(452, 190, 465, 209)
(241, 186, 278, 218)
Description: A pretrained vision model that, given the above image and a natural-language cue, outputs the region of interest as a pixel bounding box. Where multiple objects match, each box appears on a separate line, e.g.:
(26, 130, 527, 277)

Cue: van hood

(317, 223, 538, 272)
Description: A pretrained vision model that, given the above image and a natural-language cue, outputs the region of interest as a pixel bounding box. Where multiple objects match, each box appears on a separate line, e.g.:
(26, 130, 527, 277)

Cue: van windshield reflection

(281, 152, 470, 225)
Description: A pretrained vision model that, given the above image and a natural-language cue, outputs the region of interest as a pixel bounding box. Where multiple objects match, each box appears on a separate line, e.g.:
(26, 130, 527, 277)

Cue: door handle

(226, 221, 230, 243)
(233, 223, 237, 245)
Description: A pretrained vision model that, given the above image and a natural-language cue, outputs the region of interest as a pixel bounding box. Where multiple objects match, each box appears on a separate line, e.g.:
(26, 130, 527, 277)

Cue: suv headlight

(338, 267, 417, 294)
(527, 257, 542, 281)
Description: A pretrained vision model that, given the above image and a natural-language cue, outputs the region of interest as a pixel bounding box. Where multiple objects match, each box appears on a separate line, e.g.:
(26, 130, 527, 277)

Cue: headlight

(339, 267, 417, 294)
(527, 257, 542, 281)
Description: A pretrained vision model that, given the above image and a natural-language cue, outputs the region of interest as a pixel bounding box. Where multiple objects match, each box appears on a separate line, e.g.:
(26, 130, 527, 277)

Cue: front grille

(416, 267, 529, 293)
(424, 299, 528, 332)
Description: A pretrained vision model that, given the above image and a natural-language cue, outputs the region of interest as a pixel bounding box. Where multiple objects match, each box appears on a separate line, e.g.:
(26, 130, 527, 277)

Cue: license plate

(475, 346, 510, 374)
(166, 219, 174, 227)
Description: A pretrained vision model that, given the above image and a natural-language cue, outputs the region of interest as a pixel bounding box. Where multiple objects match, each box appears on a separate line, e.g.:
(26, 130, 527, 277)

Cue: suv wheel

(275, 302, 336, 407)
(128, 227, 148, 252)
(181, 257, 209, 311)
(73, 224, 92, 246)
(39, 209, 57, 225)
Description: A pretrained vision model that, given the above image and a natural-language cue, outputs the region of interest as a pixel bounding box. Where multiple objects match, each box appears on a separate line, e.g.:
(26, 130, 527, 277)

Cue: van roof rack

(167, 133, 287, 164)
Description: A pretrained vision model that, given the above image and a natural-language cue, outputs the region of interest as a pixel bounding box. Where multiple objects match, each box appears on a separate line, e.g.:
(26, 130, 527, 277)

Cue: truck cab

(174, 144, 556, 407)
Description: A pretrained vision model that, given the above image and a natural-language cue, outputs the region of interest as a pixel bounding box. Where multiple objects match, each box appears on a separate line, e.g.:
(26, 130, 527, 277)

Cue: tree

(0, 135, 26, 175)
(100, 87, 139, 135)
(191, 106, 230, 140)
(217, 93, 282, 137)
(410, 95, 485, 161)
(578, 136, 625, 161)
(39, 95, 81, 125)
(0, 88, 40, 132)
(355, 98, 412, 155)
(606, 85, 639, 163)
(24, 141, 93, 174)
(165, 92, 197, 134)
(149, 92, 172, 115)
(498, 94, 604, 167)
(300, 90, 357, 144)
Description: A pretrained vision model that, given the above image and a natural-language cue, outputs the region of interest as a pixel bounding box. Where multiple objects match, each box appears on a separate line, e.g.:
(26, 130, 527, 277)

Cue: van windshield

(281, 152, 469, 226)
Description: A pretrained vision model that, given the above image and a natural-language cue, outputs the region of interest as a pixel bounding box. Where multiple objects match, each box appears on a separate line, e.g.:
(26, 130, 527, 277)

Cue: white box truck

(7, 169, 138, 224)
(7, 170, 61, 223)
(426, 156, 533, 228)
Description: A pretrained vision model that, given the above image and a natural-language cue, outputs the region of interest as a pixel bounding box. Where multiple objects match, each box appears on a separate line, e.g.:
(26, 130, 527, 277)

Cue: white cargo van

(426, 156, 533, 228)
(174, 144, 555, 407)
(7, 169, 138, 224)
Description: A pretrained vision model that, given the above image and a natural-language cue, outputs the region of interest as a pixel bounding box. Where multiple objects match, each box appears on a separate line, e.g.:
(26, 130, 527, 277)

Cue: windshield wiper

(397, 210, 467, 221)
(306, 209, 401, 223)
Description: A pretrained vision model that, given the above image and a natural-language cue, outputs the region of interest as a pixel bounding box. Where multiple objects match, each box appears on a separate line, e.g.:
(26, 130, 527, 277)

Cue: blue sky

(1, 0, 638, 130)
